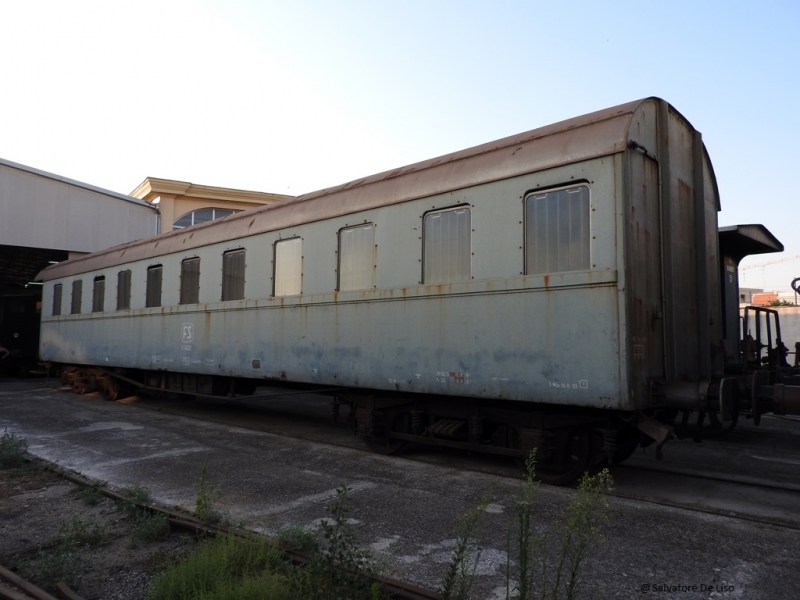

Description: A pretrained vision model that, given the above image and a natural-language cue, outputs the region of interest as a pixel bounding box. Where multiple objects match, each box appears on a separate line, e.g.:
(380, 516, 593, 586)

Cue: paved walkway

(2, 380, 798, 599)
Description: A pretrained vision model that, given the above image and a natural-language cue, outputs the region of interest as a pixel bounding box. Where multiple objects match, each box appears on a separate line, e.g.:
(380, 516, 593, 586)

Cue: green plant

(769, 299, 796, 307)
(130, 511, 171, 547)
(20, 512, 106, 590)
(498, 455, 613, 600)
(0, 429, 27, 468)
(291, 484, 384, 600)
(505, 450, 542, 600)
(24, 542, 87, 590)
(147, 534, 291, 600)
(59, 513, 107, 546)
(440, 492, 491, 600)
(195, 462, 225, 523)
(121, 483, 151, 516)
(547, 469, 613, 600)
(277, 524, 320, 554)
(77, 481, 106, 505)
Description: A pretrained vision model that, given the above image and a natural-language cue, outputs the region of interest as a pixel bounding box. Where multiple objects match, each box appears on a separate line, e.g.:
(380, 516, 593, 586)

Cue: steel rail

(0, 564, 61, 600)
(0, 582, 34, 600)
(607, 489, 800, 532)
(24, 456, 443, 600)
(614, 462, 800, 493)
(109, 388, 800, 531)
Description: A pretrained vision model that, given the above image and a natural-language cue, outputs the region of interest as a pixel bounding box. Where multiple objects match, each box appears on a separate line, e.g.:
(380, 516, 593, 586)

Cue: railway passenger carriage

(37, 98, 800, 484)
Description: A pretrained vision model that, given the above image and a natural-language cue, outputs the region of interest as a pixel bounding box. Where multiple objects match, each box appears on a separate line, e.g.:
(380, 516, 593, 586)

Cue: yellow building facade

(130, 177, 293, 234)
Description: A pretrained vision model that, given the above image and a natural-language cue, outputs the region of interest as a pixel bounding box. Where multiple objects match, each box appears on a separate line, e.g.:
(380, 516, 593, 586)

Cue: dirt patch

(0, 462, 198, 600)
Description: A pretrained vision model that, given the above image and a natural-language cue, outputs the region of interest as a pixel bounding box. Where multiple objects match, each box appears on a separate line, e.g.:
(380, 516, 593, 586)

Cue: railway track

(112, 386, 800, 532)
(2, 457, 441, 600)
(5, 379, 800, 600)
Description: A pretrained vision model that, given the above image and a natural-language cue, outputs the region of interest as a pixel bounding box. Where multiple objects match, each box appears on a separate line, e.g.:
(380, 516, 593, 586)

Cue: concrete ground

(1, 379, 799, 599)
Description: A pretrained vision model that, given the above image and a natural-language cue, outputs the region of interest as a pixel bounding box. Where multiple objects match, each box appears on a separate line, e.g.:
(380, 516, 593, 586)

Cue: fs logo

(181, 323, 194, 343)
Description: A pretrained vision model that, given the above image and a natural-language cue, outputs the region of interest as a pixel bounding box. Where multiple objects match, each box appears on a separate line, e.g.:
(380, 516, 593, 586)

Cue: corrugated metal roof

(37, 97, 660, 281)
(0, 158, 156, 209)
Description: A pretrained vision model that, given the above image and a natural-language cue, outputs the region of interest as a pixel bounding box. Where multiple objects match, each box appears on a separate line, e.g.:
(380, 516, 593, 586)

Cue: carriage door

(627, 151, 665, 402)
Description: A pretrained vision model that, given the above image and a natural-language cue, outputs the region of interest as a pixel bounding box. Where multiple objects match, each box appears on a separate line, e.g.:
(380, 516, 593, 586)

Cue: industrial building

(0, 158, 291, 373)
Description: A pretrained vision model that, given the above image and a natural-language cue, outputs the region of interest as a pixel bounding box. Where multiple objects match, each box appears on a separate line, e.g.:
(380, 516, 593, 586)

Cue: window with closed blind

(180, 258, 201, 304)
(423, 207, 471, 284)
(92, 276, 105, 312)
(146, 266, 163, 308)
(524, 184, 590, 275)
(338, 224, 375, 291)
(222, 250, 245, 301)
(52, 284, 62, 316)
(70, 280, 82, 314)
(117, 270, 131, 310)
(274, 238, 302, 297)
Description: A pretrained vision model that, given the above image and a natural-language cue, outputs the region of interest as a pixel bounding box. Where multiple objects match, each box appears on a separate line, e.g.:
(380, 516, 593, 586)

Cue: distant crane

(739, 254, 800, 298)
(739, 253, 800, 271)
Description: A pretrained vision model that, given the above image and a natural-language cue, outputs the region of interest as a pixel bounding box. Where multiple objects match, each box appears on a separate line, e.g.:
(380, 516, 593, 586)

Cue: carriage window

(181, 258, 201, 304)
(222, 250, 245, 301)
(52, 284, 62, 316)
(92, 276, 105, 312)
(70, 280, 82, 314)
(338, 224, 375, 291)
(525, 185, 590, 275)
(146, 265, 163, 308)
(423, 207, 471, 284)
(117, 270, 131, 310)
(274, 238, 302, 296)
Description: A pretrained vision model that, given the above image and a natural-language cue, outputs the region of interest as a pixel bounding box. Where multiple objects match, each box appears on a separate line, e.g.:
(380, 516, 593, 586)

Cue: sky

(1, 0, 798, 296)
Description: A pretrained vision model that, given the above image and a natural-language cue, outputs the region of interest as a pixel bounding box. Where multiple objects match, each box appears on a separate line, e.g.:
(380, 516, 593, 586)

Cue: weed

(20, 512, 105, 590)
(77, 481, 106, 506)
(129, 511, 171, 547)
(147, 534, 291, 600)
(195, 462, 225, 523)
(291, 483, 384, 600)
(59, 513, 107, 546)
(440, 492, 491, 600)
(24, 543, 87, 590)
(277, 524, 319, 554)
(498, 453, 613, 600)
(505, 450, 542, 600)
(548, 469, 613, 600)
(0, 429, 27, 468)
(121, 483, 151, 516)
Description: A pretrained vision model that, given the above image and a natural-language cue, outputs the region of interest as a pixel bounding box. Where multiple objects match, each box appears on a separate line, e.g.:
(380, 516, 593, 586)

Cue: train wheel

(536, 427, 593, 486)
(364, 412, 410, 455)
(610, 440, 640, 465)
(603, 426, 643, 466)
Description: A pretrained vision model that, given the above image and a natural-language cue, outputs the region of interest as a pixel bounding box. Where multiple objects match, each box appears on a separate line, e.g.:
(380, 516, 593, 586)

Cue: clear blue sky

(1, 0, 798, 293)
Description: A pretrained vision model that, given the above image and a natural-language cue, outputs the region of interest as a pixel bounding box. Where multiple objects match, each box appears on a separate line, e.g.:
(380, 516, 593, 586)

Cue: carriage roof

(39, 97, 709, 280)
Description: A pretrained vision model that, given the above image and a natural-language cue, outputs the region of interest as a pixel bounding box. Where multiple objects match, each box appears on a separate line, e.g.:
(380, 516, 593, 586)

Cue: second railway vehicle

(37, 98, 800, 483)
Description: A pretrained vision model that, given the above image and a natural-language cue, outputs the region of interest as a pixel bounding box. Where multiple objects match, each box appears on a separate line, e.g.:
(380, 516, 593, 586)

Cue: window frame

(337, 223, 376, 292)
(70, 280, 82, 314)
(523, 183, 591, 276)
(52, 283, 62, 316)
(145, 265, 163, 308)
(221, 249, 246, 301)
(117, 270, 131, 310)
(172, 208, 240, 231)
(180, 257, 201, 305)
(92, 276, 105, 312)
(422, 205, 472, 285)
(273, 237, 303, 297)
